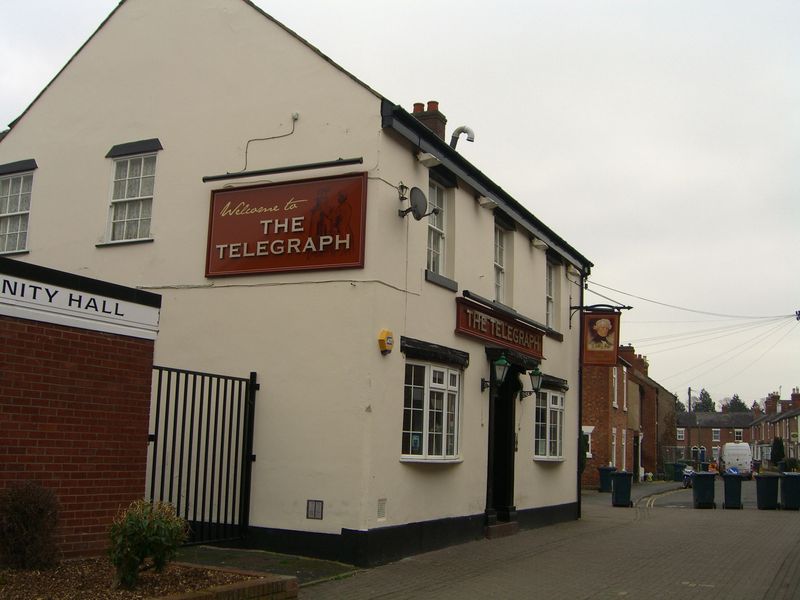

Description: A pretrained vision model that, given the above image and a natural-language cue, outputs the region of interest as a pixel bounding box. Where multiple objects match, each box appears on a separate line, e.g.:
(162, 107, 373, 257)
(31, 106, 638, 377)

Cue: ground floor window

(534, 391, 564, 460)
(402, 362, 461, 459)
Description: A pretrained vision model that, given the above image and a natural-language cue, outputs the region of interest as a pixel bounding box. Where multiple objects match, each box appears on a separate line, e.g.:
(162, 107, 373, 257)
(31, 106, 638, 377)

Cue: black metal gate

(147, 366, 258, 544)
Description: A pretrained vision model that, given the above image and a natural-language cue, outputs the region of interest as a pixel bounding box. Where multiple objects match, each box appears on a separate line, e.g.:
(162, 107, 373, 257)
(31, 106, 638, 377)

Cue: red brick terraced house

(581, 345, 676, 488)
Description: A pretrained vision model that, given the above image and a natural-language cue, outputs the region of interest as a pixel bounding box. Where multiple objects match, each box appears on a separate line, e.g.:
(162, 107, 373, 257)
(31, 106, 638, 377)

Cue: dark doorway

(486, 369, 522, 524)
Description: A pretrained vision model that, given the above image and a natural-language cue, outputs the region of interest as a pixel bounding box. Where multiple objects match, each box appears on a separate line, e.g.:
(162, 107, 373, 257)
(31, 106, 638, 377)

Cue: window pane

(141, 175, 155, 197)
(129, 157, 143, 178)
(142, 155, 156, 176)
(125, 220, 138, 239)
(0, 179, 9, 197)
(139, 218, 151, 238)
(113, 180, 126, 200)
(115, 160, 128, 180)
(126, 177, 141, 198)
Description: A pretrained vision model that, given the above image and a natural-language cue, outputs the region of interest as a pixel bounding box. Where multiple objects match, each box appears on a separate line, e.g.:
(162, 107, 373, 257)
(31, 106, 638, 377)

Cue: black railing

(147, 366, 257, 544)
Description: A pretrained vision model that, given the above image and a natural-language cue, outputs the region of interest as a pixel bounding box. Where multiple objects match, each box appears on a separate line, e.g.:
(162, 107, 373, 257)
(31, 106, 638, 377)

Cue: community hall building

(0, 0, 593, 565)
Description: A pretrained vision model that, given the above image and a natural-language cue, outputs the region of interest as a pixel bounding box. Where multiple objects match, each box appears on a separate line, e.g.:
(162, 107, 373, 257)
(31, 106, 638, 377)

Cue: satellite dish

(408, 187, 428, 220)
(399, 186, 439, 220)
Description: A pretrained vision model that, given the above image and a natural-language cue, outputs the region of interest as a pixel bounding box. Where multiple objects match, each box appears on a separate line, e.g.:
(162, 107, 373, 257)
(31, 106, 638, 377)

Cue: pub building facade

(0, 0, 592, 565)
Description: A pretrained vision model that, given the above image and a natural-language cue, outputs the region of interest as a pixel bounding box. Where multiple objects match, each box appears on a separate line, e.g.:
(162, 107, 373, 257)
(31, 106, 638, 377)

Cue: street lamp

(481, 355, 511, 392)
(519, 365, 544, 399)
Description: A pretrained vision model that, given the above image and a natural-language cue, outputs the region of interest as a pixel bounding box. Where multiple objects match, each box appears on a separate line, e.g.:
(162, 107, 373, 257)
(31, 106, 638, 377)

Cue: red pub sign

(455, 297, 544, 360)
(206, 173, 367, 276)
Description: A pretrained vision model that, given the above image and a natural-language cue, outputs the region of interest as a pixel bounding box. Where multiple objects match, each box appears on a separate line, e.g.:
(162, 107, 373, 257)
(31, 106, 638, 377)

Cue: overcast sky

(1, 0, 797, 406)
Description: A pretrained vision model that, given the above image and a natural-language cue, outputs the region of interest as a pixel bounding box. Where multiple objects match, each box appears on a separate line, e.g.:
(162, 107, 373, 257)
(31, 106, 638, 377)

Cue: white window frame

(426, 182, 446, 275)
(712, 428, 721, 442)
(401, 362, 461, 461)
(0, 171, 33, 254)
(534, 390, 564, 461)
(494, 225, 505, 303)
(622, 367, 628, 412)
(611, 427, 617, 467)
(611, 367, 618, 408)
(622, 429, 627, 471)
(107, 153, 157, 242)
(545, 262, 555, 328)
(677, 428, 685, 441)
(734, 428, 743, 442)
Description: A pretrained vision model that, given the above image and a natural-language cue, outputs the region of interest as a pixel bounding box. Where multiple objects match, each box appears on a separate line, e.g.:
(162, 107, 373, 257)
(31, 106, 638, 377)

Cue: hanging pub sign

(206, 173, 367, 276)
(581, 311, 621, 366)
(455, 297, 544, 360)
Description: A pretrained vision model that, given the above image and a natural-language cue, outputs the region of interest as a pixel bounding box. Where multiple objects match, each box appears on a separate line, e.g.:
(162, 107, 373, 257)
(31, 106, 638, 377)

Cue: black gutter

(202, 157, 363, 183)
(381, 99, 593, 272)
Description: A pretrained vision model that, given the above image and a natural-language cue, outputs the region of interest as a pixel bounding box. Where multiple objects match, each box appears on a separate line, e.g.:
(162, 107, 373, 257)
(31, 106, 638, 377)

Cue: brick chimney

(792, 388, 800, 410)
(765, 392, 780, 415)
(752, 402, 762, 417)
(412, 100, 447, 141)
(618, 344, 648, 375)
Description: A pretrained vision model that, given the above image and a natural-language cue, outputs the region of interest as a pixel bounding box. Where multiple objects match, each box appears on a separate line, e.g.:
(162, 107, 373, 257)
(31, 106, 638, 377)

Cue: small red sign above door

(455, 297, 544, 359)
(206, 173, 367, 276)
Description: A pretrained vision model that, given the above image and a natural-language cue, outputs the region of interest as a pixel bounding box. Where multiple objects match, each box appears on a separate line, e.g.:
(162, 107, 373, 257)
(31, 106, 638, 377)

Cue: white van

(719, 442, 753, 478)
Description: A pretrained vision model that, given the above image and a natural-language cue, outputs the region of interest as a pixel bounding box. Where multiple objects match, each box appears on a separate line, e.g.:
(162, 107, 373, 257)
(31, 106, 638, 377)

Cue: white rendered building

(0, 0, 592, 565)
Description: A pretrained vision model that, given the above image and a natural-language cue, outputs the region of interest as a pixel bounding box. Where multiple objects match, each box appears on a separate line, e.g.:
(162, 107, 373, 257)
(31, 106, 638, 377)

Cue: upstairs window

(545, 262, 555, 328)
(611, 367, 618, 408)
(494, 225, 505, 303)
(0, 160, 37, 254)
(712, 428, 721, 442)
(109, 154, 156, 241)
(105, 138, 162, 243)
(0, 171, 33, 254)
(427, 182, 446, 274)
(677, 427, 685, 441)
(734, 428, 743, 442)
(623, 367, 628, 411)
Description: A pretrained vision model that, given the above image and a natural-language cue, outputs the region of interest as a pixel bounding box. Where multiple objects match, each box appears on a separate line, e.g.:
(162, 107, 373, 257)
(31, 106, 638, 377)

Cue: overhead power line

(587, 281, 793, 320)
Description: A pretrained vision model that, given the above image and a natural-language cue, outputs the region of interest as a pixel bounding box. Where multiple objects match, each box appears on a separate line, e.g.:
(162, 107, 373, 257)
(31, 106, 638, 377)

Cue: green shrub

(108, 500, 188, 589)
(0, 480, 60, 568)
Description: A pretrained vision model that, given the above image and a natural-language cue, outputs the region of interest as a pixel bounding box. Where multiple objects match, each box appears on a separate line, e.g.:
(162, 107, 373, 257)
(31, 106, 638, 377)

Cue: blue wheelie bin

(755, 473, 780, 510)
(611, 471, 634, 507)
(598, 466, 616, 493)
(692, 472, 716, 508)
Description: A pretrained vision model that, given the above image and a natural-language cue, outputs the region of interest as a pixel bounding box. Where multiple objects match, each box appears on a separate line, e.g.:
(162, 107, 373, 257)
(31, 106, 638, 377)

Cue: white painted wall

(0, 0, 585, 536)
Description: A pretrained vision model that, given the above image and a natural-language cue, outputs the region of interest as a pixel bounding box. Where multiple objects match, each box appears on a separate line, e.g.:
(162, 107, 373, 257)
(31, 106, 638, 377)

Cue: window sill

(400, 456, 463, 465)
(0, 249, 29, 257)
(533, 456, 565, 463)
(544, 329, 564, 342)
(96, 238, 154, 248)
(424, 270, 458, 292)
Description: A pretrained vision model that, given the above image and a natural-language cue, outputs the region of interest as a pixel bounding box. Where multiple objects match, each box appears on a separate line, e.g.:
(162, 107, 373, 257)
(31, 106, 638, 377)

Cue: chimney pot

(413, 102, 424, 113)
(427, 100, 439, 112)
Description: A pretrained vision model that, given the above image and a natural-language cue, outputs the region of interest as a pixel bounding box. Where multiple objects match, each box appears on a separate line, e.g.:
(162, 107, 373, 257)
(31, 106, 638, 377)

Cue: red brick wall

(0, 315, 154, 559)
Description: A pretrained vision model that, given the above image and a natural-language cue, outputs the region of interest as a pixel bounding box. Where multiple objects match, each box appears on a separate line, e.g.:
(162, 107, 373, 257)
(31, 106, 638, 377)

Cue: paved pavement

(297, 479, 800, 599)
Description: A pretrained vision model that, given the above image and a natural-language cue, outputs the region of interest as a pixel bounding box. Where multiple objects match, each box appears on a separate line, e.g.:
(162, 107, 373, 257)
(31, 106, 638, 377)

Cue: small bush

(0, 480, 60, 568)
(108, 500, 188, 589)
